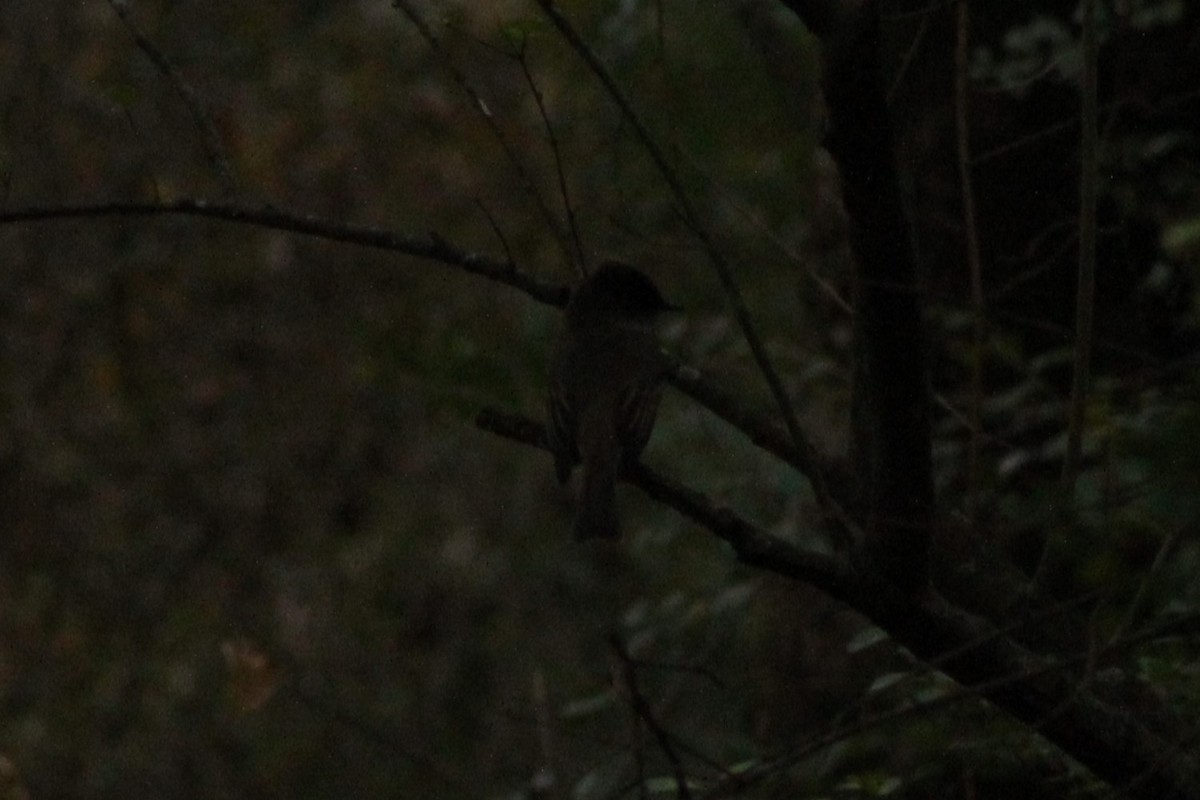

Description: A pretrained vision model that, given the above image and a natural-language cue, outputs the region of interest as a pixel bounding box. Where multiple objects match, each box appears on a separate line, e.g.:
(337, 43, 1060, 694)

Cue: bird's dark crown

(576, 261, 676, 316)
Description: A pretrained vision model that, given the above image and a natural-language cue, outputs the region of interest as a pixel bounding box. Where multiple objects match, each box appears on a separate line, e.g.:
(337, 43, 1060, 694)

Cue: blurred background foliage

(0, 0, 1197, 798)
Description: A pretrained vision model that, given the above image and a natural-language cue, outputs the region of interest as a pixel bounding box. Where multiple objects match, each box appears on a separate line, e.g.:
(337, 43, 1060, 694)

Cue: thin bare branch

(392, 0, 578, 272)
(1062, 0, 1099, 496)
(106, 0, 235, 194)
(611, 637, 692, 800)
(681, 152, 853, 314)
(976, 86, 1200, 166)
(473, 197, 517, 269)
(530, 670, 558, 797)
(955, 0, 986, 521)
(1039, 0, 1100, 587)
(1109, 524, 1186, 646)
(513, 44, 587, 271)
(0, 199, 563, 304)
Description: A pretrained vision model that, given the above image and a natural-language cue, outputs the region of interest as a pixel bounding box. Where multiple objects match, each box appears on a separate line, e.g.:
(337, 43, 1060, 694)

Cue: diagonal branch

(666, 357, 860, 551)
(512, 43, 587, 271)
(611, 636, 693, 800)
(0, 199, 563, 304)
(1060, 0, 1099, 500)
(474, 406, 854, 591)
(106, 0, 235, 194)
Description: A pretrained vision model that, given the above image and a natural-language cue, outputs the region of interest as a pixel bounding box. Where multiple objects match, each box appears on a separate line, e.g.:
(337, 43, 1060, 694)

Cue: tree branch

(665, 358, 861, 552)
(1059, 0, 1099, 514)
(955, 0, 986, 521)
(106, 0, 235, 194)
(611, 636, 692, 800)
(0, 199, 561, 304)
(474, 406, 854, 592)
(512, 42, 587, 271)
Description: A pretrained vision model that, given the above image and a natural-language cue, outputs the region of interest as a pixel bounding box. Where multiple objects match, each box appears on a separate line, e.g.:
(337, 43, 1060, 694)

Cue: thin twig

(530, 669, 558, 797)
(976, 86, 1200, 165)
(1062, 0, 1099, 496)
(392, 0, 578, 272)
(0, 199, 565, 305)
(887, 8, 931, 102)
(955, 0, 986, 521)
(513, 43, 586, 271)
(681, 156, 853, 314)
(532, 0, 810, 461)
(1042, 0, 1099, 586)
(105, 0, 235, 194)
(474, 197, 517, 269)
(1109, 525, 1185, 647)
(611, 636, 692, 800)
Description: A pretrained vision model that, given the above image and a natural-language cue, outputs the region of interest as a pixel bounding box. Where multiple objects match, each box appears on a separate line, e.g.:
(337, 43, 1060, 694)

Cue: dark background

(0, 1, 1197, 797)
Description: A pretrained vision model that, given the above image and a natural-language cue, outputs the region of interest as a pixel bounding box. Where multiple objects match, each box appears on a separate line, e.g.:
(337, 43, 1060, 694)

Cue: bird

(547, 261, 677, 539)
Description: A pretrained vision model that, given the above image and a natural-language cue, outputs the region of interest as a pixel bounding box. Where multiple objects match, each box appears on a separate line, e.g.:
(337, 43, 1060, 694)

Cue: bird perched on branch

(547, 262, 677, 539)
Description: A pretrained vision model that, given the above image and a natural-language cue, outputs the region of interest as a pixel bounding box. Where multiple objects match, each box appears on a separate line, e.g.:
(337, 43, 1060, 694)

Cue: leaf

(559, 689, 616, 721)
(866, 671, 909, 696)
(846, 625, 889, 654)
(1162, 216, 1200, 257)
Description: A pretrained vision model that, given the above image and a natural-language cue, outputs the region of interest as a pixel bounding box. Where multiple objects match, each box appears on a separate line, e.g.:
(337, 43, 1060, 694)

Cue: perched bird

(547, 262, 676, 539)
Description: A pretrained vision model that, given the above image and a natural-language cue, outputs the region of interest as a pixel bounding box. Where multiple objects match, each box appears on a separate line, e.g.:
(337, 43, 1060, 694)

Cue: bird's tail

(574, 451, 620, 540)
